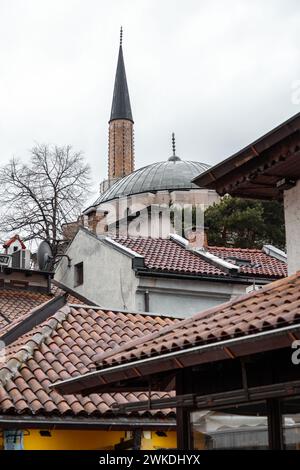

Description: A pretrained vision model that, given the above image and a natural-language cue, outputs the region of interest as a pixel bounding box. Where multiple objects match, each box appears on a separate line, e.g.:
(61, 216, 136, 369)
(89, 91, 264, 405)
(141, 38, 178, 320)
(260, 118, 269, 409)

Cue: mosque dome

(94, 156, 210, 205)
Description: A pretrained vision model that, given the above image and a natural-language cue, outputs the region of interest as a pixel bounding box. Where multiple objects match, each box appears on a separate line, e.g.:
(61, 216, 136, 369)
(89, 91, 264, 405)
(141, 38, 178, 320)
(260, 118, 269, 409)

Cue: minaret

(108, 27, 134, 184)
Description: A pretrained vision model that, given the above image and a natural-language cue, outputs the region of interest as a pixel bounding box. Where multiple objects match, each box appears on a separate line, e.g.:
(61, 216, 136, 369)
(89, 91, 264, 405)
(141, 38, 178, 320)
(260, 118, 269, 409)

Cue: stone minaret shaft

(108, 29, 134, 181)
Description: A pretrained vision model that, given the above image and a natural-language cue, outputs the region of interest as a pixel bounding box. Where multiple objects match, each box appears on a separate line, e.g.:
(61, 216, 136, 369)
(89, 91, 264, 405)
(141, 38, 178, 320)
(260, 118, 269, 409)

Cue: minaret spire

(109, 27, 133, 123)
(107, 27, 134, 182)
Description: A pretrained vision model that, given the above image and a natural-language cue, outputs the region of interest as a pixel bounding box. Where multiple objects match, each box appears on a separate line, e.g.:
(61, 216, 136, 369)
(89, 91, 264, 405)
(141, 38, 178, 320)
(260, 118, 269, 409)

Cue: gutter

(0, 415, 176, 431)
(134, 268, 276, 285)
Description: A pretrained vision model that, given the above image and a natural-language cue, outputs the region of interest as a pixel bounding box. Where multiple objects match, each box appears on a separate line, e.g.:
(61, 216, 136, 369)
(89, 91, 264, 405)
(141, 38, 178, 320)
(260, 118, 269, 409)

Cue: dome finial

(120, 26, 123, 47)
(168, 132, 181, 161)
(172, 132, 176, 156)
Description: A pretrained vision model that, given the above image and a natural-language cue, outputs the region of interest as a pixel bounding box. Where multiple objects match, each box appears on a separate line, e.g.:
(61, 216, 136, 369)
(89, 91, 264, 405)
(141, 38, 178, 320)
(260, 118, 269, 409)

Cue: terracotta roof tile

(114, 236, 287, 279)
(97, 272, 300, 369)
(0, 304, 178, 419)
(0, 289, 53, 331)
(0, 282, 86, 336)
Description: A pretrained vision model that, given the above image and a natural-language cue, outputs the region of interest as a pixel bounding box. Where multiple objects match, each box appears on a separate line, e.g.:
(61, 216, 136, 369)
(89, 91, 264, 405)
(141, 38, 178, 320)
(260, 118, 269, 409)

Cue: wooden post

(176, 406, 191, 449)
(267, 398, 284, 450)
(132, 430, 142, 450)
(176, 371, 191, 449)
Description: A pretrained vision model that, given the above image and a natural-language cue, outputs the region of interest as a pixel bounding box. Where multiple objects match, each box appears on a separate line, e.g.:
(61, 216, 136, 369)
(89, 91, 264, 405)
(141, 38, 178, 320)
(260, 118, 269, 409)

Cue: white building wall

(55, 229, 272, 318)
(284, 180, 300, 275)
(5, 239, 23, 255)
(136, 277, 253, 317)
(93, 189, 220, 238)
(55, 230, 139, 310)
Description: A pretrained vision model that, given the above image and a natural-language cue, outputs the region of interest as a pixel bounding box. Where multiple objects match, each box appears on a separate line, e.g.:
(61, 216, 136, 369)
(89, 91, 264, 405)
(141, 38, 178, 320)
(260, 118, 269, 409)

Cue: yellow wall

(141, 431, 176, 450)
(0, 429, 177, 450)
(25, 429, 124, 450)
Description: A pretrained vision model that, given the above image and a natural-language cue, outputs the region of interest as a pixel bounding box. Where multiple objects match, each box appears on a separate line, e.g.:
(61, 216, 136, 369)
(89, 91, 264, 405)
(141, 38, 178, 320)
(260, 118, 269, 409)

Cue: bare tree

(0, 144, 91, 258)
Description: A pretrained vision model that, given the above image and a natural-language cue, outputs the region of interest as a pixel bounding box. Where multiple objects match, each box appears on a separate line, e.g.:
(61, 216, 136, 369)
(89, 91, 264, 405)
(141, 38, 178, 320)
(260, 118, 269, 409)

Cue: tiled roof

(113, 236, 287, 279)
(0, 289, 53, 330)
(50, 284, 86, 305)
(97, 272, 300, 368)
(0, 283, 86, 334)
(0, 304, 177, 419)
(207, 246, 287, 278)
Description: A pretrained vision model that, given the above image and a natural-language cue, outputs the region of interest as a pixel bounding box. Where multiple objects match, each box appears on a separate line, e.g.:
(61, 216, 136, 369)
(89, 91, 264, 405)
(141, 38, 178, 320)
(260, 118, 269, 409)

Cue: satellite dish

(37, 241, 53, 271)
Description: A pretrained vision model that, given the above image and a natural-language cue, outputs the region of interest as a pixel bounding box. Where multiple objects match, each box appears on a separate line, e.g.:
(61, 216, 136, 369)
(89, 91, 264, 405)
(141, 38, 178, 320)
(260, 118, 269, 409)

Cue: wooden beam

(111, 379, 300, 413)
(215, 139, 300, 196)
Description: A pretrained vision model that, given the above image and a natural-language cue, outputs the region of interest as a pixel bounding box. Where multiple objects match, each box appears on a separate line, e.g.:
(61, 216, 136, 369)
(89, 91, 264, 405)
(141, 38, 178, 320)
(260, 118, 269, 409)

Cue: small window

(74, 262, 84, 287)
(225, 256, 253, 267)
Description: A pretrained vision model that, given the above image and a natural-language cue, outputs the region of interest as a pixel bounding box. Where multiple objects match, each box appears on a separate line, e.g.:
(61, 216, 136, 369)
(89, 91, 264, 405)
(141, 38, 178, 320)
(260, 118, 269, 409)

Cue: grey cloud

(0, 0, 300, 200)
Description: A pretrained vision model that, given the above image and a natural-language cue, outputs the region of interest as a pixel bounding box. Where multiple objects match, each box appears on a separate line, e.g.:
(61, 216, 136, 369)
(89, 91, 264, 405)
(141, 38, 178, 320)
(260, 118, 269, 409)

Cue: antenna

(37, 241, 72, 271)
(37, 241, 53, 271)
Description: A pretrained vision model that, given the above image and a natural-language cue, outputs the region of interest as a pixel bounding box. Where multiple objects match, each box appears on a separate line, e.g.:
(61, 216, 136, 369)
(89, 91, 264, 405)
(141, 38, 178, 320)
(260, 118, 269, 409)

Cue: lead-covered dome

(95, 157, 210, 204)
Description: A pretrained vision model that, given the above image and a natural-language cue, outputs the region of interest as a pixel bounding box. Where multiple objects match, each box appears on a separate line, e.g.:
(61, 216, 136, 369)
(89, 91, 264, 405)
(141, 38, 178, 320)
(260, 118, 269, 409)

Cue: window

(191, 402, 269, 450)
(74, 262, 84, 287)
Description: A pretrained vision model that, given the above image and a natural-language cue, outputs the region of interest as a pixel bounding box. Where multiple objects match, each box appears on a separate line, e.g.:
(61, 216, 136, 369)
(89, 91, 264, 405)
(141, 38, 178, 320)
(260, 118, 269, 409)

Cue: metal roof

(110, 45, 133, 122)
(94, 158, 211, 204)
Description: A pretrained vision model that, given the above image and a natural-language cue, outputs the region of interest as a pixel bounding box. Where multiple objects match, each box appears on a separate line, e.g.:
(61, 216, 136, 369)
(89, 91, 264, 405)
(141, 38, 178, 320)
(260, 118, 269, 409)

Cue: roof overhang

(51, 321, 300, 395)
(193, 112, 300, 200)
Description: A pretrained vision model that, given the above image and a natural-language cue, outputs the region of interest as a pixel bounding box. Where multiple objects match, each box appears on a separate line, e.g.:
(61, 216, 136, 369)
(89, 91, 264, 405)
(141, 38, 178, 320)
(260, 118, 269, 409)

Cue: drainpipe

(47, 274, 52, 295)
(144, 290, 150, 312)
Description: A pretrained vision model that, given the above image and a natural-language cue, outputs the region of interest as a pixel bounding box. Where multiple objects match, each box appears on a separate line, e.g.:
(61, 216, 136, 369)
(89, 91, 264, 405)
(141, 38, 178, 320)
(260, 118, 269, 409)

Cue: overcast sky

(1, 0, 300, 197)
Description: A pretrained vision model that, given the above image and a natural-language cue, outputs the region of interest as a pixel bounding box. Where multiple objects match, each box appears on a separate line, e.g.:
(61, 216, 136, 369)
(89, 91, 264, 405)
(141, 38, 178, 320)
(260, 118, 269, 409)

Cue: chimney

(185, 226, 208, 249)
